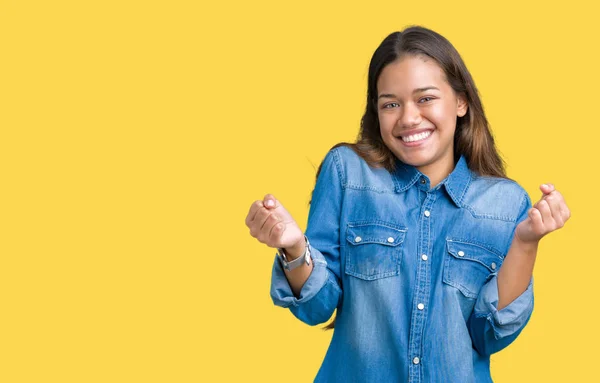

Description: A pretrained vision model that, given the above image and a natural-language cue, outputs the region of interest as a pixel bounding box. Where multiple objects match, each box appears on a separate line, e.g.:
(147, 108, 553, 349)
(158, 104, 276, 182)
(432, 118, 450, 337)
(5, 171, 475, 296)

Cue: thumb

(540, 183, 554, 195)
(263, 194, 279, 209)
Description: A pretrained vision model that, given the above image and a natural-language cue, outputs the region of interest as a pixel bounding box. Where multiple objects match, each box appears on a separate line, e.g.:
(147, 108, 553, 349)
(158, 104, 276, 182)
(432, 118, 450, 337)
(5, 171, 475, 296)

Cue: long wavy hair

(308, 26, 513, 331)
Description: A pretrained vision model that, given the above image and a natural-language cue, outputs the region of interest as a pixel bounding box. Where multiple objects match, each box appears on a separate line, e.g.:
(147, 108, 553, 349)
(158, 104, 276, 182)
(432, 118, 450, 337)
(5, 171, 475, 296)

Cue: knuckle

(256, 208, 268, 221)
(268, 225, 279, 242)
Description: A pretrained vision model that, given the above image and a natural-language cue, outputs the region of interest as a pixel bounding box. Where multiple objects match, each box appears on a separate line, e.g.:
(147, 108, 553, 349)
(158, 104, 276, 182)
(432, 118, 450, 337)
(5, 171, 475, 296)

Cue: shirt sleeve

(269, 147, 344, 326)
(468, 189, 535, 356)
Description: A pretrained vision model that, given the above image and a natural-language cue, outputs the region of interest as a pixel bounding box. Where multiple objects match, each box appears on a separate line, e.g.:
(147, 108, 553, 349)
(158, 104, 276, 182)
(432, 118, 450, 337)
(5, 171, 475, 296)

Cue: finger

(249, 206, 271, 237)
(258, 214, 280, 243)
(543, 192, 565, 227)
(545, 189, 571, 224)
(245, 200, 264, 227)
(536, 199, 555, 228)
(562, 204, 572, 221)
(263, 193, 280, 209)
(256, 207, 274, 230)
(528, 207, 544, 234)
(535, 186, 558, 207)
(268, 220, 285, 246)
(540, 183, 555, 196)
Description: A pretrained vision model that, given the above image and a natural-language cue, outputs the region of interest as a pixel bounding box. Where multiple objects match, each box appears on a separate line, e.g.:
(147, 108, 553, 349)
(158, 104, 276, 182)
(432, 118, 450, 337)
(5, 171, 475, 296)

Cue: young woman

(245, 25, 570, 382)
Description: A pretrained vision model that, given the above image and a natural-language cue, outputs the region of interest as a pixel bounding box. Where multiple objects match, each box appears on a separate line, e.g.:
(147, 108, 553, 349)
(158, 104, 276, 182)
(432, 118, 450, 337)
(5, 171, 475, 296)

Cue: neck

(418, 156, 456, 188)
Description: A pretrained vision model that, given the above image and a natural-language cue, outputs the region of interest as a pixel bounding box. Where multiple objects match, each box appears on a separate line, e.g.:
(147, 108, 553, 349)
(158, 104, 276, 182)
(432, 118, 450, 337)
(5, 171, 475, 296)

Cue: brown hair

(310, 26, 512, 331)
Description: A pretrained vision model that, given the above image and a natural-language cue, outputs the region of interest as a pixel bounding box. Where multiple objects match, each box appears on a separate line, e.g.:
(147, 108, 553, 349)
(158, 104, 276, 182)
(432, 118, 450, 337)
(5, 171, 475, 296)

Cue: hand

(515, 183, 571, 244)
(245, 194, 305, 251)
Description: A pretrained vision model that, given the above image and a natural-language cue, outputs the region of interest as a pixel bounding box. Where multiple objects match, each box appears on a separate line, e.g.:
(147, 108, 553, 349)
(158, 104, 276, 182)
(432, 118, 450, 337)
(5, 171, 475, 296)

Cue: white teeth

(401, 130, 432, 142)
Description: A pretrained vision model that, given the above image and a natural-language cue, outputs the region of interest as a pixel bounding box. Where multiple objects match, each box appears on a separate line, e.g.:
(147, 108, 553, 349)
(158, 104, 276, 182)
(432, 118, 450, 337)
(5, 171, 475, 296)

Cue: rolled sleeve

(268, 147, 345, 326)
(469, 274, 534, 356)
(270, 246, 342, 325)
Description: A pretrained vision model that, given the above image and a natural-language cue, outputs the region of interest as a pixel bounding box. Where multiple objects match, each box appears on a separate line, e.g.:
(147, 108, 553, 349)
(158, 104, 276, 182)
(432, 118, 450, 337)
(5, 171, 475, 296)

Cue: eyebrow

(377, 86, 440, 100)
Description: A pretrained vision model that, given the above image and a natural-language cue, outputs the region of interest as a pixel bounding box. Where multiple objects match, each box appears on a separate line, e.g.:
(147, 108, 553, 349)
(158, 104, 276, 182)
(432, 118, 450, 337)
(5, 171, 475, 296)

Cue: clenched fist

(515, 183, 571, 244)
(245, 194, 305, 256)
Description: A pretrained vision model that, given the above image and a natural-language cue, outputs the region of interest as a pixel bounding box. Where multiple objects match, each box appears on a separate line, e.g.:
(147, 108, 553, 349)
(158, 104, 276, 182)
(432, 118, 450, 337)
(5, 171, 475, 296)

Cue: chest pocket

(443, 239, 504, 299)
(345, 221, 407, 281)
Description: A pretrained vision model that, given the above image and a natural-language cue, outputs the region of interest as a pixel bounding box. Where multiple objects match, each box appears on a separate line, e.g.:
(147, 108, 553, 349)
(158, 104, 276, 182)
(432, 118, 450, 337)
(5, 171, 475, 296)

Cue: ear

(456, 93, 468, 117)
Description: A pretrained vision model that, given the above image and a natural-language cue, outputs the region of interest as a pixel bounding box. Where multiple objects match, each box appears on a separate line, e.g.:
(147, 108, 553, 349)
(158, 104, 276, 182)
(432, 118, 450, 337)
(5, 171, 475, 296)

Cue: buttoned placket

(408, 179, 437, 383)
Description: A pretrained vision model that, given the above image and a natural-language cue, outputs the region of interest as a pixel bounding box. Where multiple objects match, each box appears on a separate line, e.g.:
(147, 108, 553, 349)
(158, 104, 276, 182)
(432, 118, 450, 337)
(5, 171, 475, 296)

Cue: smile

(401, 130, 432, 143)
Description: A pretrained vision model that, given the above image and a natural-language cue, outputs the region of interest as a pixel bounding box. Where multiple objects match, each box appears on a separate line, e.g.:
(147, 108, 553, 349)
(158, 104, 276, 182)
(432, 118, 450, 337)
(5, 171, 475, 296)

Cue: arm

(499, 182, 571, 309)
(497, 235, 538, 310)
(469, 183, 571, 356)
(269, 148, 344, 325)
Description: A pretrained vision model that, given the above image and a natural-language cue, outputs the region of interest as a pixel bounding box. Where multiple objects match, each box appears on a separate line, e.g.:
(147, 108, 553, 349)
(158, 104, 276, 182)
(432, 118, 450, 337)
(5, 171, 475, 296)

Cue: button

(417, 303, 425, 310)
(424, 210, 430, 217)
(457, 251, 464, 257)
(421, 254, 428, 261)
(355, 236, 362, 243)
(420, 178, 426, 184)
(491, 262, 497, 270)
(413, 357, 420, 364)
(387, 237, 395, 243)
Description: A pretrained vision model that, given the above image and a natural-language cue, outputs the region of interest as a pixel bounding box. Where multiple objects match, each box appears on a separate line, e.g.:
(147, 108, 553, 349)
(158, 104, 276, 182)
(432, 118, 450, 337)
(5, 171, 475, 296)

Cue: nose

(399, 102, 422, 128)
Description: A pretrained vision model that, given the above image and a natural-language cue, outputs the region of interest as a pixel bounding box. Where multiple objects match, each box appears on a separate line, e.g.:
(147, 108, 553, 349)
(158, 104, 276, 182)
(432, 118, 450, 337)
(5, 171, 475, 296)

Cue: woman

(245, 25, 570, 382)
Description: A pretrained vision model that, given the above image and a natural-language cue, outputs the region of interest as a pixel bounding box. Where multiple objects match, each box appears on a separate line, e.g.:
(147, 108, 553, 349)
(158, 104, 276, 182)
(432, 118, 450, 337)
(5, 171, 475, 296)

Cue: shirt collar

(392, 154, 472, 208)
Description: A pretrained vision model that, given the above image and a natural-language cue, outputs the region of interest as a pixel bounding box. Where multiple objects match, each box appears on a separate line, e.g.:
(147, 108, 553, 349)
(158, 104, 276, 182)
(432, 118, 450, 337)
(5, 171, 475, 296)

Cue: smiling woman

(245, 25, 571, 383)
(377, 56, 468, 186)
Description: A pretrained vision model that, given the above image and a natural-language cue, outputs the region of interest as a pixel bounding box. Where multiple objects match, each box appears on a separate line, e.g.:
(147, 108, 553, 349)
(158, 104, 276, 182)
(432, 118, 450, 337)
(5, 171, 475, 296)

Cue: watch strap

(277, 235, 311, 271)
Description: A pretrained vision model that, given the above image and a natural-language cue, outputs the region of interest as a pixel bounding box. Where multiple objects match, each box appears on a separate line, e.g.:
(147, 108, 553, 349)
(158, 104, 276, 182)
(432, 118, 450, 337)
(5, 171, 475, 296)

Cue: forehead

(377, 55, 449, 94)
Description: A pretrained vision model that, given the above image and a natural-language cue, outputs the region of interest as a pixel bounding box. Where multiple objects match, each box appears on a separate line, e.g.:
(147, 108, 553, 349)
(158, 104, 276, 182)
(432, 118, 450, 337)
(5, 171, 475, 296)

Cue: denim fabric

(270, 146, 534, 383)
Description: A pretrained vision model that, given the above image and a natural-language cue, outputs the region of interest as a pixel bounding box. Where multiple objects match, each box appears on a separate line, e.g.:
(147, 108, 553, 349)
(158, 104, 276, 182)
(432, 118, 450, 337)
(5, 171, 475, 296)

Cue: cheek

(377, 112, 396, 130)
(427, 104, 457, 126)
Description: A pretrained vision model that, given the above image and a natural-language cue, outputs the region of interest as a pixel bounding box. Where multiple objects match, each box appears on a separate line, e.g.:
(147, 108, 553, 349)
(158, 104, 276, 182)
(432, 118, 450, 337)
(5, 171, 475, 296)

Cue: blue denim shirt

(270, 146, 534, 383)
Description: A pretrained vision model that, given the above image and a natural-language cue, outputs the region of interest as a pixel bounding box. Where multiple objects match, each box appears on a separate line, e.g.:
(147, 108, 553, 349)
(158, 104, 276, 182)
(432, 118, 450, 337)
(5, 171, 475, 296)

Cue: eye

(383, 102, 399, 109)
(419, 97, 434, 103)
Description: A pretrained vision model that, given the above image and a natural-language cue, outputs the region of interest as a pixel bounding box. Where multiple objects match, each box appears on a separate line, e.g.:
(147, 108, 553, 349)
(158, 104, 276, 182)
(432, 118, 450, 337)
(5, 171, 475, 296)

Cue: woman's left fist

(515, 183, 571, 244)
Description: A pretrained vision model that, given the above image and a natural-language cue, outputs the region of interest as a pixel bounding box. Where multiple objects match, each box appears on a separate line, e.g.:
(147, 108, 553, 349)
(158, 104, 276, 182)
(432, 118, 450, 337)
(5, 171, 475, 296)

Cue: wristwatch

(277, 235, 311, 271)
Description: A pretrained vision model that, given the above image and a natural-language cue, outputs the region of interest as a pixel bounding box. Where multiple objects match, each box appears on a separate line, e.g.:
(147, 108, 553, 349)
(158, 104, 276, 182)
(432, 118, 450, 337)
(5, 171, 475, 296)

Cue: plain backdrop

(0, 0, 596, 381)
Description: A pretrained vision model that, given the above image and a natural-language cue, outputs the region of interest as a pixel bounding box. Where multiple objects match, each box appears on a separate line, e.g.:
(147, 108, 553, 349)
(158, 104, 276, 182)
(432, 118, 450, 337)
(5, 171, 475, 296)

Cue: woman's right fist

(245, 194, 304, 251)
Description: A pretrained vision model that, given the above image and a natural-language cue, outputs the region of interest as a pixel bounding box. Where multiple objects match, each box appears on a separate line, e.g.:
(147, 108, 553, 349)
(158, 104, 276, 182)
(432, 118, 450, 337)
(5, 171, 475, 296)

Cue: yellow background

(1, 0, 597, 381)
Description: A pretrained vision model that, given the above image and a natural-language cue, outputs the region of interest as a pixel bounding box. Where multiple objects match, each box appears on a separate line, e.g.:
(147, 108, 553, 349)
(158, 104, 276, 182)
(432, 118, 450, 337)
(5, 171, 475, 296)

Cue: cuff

(474, 274, 534, 339)
(270, 248, 328, 308)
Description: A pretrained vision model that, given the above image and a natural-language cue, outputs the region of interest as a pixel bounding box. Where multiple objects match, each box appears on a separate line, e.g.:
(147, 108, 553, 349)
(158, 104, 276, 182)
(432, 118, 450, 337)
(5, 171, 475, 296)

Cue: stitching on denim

(457, 170, 472, 205)
(462, 176, 525, 222)
(331, 147, 346, 189)
(517, 190, 531, 222)
(345, 183, 396, 193)
(446, 237, 503, 258)
(462, 203, 518, 222)
(295, 261, 330, 304)
(344, 220, 404, 280)
(347, 220, 408, 231)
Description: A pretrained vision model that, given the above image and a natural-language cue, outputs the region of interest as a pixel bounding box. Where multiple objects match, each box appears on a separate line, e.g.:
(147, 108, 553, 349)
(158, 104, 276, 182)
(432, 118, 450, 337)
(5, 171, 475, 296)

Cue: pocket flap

(346, 222, 406, 247)
(446, 239, 503, 272)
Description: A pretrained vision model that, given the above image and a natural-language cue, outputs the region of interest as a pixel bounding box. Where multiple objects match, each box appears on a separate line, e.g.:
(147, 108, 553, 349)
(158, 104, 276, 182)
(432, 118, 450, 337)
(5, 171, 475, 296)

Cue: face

(376, 55, 468, 177)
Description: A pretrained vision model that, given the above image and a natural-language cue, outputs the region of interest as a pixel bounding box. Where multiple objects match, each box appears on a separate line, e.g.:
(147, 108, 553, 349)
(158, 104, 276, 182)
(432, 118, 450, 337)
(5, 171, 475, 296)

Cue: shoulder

(325, 145, 396, 193)
(463, 174, 530, 222)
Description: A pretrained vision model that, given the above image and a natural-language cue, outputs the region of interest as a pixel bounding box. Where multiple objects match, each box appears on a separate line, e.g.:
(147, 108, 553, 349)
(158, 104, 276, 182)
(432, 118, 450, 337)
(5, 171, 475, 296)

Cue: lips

(398, 129, 433, 143)
(397, 128, 434, 139)
(396, 128, 434, 146)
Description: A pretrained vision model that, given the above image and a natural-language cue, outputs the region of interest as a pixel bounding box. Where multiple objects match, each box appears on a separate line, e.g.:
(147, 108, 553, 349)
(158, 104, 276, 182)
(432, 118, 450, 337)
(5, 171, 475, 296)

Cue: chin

(394, 152, 434, 167)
